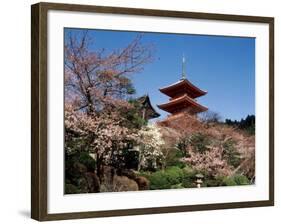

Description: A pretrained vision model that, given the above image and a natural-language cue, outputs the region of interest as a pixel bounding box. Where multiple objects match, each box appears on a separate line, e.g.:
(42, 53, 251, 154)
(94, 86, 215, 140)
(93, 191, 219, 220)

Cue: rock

(73, 162, 87, 173)
(99, 166, 141, 192)
(101, 165, 115, 184)
(76, 177, 89, 193)
(119, 169, 137, 180)
(84, 172, 100, 193)
(135, 176, 150, 190)
(113, 175, 139, 192)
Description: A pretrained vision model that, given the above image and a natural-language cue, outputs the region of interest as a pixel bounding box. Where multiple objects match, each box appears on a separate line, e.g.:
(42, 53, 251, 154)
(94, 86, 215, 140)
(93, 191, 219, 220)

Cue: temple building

(157, 56, 208, 118)
(137, 95, 160, 120)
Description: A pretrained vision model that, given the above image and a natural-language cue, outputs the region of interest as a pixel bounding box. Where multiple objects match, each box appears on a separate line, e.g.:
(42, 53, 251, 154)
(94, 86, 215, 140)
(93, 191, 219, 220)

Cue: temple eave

(157, 104, 208, 114)
(157, 99, 208, 114)
(137, 95, 160, 120)
(159, 79, 207, 98)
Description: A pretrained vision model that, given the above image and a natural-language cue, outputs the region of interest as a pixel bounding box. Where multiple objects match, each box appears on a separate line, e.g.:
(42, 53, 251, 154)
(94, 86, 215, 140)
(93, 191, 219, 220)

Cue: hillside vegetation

(155, 112, 255, 188)
(65, 109, 255, 193)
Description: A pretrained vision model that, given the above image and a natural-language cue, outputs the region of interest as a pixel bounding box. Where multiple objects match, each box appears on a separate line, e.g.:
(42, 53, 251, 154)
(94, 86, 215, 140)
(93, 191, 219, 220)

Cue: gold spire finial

(181, 54, 186, 80)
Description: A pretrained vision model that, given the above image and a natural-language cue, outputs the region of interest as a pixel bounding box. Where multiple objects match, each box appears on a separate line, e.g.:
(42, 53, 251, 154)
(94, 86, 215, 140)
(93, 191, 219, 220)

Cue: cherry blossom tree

(137, 124, 165, 171)
(183, 146, 232, 177)
(64, 30, 154, 181)
(65, 103, 139, 179)
(64, 30, 153, 114)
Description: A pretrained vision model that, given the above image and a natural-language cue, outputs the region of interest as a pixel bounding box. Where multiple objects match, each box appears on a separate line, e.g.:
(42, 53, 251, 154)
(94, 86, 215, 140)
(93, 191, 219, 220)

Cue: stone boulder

(135, 176, 150, 190)
(113, 175, 139, 192)
(84, 172, 100, 193)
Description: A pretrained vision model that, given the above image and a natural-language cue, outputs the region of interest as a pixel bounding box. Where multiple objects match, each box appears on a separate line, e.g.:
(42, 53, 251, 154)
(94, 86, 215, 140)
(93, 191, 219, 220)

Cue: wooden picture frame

(31, 2, 274, 221)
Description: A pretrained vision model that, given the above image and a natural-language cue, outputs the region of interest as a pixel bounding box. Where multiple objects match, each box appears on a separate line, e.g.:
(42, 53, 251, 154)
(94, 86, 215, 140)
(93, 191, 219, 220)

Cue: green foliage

(171, 183, 184, 189)
(169, 160, 186, 169)
(122, 99, 147, 129)
(149, 171, 170, 190)
(65, 183, 80, 194)
(65, 152, 84, 180)
(189, 133, 211, 153)
(225, 114, 255, 135)
(148, 166, 184, 190)
(110, 147, 139, 170)
(119, 77, 136, 95)
(176, 137, 189, 156)
(165, 147, 186, 168)
(222, 139, 241, 168)
(245, 125, 255, 135)
(223, 175, 250, 186)
(125, 112, 147, 129)
(181, 166, 197, 188)
(77, 151, 96, 172)
(138, 171, 151, 179)
(223, 177, 236, 186)
(202, 175, 225, 187)
(65, 151, 97, 193)
(165, 166, 184, 185)
(234, 175, 250, 185)
(65, 132, 91, 155)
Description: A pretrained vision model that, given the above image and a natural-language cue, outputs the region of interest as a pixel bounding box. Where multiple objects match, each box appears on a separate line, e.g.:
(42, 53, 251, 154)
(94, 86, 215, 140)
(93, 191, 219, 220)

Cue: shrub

(176, 137, 190, 156)
(138, 171, 151, 179)
(223, 175, 250, 186)
(148, 166, 183, 190)
(78, 152, 96, 172)
(222, 139, 241, 168)
(165, 166, 184, 185)
(165, 148, 186, 168)
(149, 171, 170, 190)
(65, 151, 98, 193)
(171, 183, 184, 189)
(223, 177, 236, 186)
(65, 183, 80, 194)
(233, 175, 250, 185)
(182, 166, 197, 188)
(171, 160, 186, 169)
(190, 133, 211, 153)
(203, 175, 225, 187)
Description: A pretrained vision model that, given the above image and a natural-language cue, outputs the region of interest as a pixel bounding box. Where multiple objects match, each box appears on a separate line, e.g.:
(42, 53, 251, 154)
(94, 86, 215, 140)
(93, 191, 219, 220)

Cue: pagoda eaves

(159, 79, 207, 99)
(157, 94, 208, 114)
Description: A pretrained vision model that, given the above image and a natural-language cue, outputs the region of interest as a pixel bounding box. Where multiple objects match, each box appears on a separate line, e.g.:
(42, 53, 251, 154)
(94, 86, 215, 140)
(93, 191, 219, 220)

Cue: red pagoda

(157, 56, 208, 117)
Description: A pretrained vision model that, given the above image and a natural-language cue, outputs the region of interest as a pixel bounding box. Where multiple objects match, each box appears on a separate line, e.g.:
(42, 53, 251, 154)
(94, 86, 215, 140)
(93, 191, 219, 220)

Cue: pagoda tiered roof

(157, 94, 208, 114)
(158, 56, 208, 117)
(159, 79, 207, 99)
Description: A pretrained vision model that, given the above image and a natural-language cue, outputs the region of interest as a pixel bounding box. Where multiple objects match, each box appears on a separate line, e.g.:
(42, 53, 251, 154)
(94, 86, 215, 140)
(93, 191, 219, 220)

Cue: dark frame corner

(31, 2, 274, 221)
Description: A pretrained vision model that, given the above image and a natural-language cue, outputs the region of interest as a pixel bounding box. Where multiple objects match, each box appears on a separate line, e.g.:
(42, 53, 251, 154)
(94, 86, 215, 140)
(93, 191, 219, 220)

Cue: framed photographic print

(31, 2, 274, 221)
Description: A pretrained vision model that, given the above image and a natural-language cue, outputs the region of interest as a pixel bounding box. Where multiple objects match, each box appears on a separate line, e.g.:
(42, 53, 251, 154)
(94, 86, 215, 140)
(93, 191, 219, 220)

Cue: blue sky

(65, 28, 255, 121)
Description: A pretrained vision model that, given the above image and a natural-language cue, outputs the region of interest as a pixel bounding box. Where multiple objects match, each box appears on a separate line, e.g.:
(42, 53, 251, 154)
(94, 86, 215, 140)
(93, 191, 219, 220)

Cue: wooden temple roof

(137, 95, 160, 119)
(157, 94, 208, 114)
(159, 78, 207, 99)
